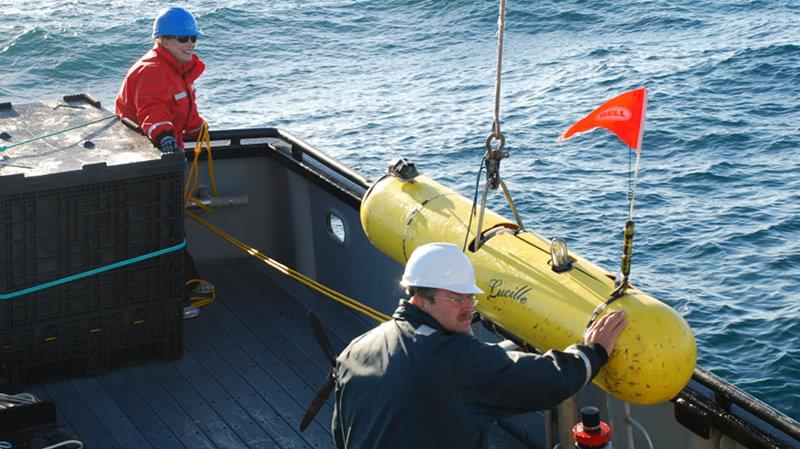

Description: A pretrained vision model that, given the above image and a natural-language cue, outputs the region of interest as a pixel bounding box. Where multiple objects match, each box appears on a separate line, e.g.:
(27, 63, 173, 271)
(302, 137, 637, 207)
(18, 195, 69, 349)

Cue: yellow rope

(185, 278, 216, 308)
(181, 122, 218, 308)
(185, 211, 391, 323)
(184, 122, 217, 208)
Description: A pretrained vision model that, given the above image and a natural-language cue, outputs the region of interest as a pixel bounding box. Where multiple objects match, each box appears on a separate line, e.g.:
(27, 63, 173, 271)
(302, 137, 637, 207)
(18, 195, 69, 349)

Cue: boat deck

(24, 258, 529, 449)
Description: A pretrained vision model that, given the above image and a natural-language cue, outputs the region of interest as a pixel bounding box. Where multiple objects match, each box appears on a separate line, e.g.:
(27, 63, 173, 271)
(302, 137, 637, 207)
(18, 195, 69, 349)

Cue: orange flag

(559, 87, 647, 153)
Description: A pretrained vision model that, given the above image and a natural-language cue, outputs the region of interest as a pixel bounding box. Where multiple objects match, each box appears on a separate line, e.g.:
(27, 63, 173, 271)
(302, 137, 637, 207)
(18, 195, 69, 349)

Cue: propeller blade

(299, 368, 336, 432)
(308, 311, 337, 366)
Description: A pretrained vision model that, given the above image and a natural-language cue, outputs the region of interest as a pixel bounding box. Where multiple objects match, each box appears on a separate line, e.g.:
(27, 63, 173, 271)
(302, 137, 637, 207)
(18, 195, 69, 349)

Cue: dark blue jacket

(332, 299, 608, 449)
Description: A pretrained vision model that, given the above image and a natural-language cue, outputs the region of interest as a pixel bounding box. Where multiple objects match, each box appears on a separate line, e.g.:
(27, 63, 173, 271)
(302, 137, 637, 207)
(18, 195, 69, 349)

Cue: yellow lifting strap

(182, 122, 218, 308)
(185, 278, 216, 308)
(184, 122, 218, 209)
(185, 211, 391, 323)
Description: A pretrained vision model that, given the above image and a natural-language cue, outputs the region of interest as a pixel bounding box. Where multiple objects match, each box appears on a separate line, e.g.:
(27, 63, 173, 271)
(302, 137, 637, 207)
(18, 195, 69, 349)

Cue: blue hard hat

(152, 7, 203, 38)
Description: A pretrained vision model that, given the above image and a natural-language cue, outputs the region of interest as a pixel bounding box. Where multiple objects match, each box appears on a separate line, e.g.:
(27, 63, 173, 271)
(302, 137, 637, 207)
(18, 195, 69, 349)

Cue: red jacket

(115, 44, 205, 148)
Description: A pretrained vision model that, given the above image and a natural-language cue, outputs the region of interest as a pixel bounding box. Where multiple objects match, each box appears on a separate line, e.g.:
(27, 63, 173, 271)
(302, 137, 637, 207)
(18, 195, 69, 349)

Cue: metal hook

(484, 130, 506, 153)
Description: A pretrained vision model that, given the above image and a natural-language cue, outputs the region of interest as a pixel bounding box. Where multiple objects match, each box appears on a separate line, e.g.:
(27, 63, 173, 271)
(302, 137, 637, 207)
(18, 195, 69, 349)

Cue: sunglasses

(168, 35, 198, 43)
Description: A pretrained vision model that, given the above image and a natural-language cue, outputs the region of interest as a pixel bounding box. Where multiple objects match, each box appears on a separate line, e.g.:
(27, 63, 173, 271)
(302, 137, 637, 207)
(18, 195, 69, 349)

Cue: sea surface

(1, 0, 798, 421)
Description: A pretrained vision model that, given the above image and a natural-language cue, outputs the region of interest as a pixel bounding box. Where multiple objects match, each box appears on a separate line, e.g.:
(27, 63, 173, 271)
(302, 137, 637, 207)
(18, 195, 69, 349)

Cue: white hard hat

(400, 242, 483, 294)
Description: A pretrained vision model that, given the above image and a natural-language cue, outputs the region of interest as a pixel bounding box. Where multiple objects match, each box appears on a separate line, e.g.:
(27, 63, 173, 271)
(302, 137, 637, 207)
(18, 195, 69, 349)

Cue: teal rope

(0, 114, 117, 153)
(0, 239, 187, 300)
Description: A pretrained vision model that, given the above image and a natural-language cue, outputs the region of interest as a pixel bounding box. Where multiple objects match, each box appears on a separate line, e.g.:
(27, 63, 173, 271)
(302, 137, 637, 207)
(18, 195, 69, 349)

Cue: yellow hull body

(360, 175, 696, 405)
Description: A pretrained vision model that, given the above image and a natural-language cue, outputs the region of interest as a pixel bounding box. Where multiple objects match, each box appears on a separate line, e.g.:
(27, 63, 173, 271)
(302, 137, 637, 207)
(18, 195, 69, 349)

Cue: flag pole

(618, 88, 646, 290)
(616, 149, 640, 292)
(627, 150, 641, 221)
(627, 89, 646, 221)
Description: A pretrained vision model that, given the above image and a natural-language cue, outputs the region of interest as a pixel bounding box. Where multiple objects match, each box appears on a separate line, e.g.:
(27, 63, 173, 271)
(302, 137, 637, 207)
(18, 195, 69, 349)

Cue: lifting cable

(490, 0, 507, 143)
(465, 0, 525, 252)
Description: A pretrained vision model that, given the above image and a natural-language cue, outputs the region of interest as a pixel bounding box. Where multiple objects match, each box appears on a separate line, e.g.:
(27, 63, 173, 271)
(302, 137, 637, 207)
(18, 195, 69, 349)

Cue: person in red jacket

(115, 6, 205, 153)
(116, 6, 212, 302)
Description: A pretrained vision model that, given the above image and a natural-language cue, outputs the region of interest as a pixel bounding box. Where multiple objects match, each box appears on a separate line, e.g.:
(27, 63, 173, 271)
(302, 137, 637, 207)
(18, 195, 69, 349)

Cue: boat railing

(186, 127, 370, 206)
(678, 367, 800, 448)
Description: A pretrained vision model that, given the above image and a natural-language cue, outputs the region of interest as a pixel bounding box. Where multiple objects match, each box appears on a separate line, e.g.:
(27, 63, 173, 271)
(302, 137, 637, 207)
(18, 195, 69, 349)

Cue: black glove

(156, 133, 180, 153)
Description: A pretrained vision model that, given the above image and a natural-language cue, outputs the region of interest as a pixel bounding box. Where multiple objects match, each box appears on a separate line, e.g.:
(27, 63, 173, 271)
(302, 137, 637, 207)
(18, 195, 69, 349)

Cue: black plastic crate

(0, 251, 182, 328)
(1, 170, 184, 294)
(0, 293, 183, 386)
(0, 97, 187, 386)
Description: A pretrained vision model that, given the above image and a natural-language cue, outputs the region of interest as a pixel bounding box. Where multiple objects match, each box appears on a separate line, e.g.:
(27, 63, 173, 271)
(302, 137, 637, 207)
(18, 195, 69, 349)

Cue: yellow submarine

(361, 172, 696, 405)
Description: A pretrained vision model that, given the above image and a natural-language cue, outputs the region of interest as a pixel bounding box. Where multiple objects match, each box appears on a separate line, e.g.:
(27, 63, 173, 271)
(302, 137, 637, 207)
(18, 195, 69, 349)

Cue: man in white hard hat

(332, 242, 627, 449)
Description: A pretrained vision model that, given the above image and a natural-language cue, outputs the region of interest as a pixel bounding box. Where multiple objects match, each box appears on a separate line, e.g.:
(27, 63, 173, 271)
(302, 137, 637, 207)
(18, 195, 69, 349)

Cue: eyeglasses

(434, 293, 479, 308)
(168, 35, 198, 43)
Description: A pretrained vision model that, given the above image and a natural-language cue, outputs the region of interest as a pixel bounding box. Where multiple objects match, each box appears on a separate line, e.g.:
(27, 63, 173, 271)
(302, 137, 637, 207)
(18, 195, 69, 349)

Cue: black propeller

(309, 311, 337, 366)
(299, 311, 339, 432)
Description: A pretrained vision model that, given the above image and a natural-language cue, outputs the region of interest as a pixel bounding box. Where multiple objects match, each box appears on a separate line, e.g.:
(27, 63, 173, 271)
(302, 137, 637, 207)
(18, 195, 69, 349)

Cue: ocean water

(2, 0, 798, 421)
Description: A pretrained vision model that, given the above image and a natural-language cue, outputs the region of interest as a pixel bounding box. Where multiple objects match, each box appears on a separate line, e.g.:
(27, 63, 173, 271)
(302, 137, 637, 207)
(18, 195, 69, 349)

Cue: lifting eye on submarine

(549, 237, 574, 273)
(387, 157, 419, 181)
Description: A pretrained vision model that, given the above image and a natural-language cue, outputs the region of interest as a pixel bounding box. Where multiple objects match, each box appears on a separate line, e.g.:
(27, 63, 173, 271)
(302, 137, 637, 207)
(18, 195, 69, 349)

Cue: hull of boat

(4, 94, 796, 448)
